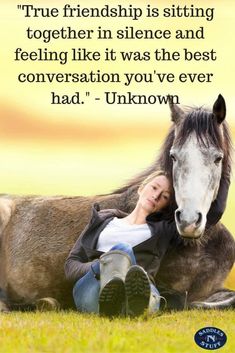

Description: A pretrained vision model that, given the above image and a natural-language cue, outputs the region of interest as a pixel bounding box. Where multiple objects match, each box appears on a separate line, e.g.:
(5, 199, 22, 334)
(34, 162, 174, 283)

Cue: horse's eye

(214, 156, 222, 165)
(170, 153, 176, 162)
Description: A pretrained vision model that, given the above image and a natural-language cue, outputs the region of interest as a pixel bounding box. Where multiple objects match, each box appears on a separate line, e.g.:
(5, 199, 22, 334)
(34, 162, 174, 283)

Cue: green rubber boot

(99, 250, 132, 317)
(125, 265, 161, 316)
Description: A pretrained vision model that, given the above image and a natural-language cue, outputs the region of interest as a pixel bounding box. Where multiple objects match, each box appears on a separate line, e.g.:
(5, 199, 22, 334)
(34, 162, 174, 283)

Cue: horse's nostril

(175, 210, 181, 224)
(196, 212, 202, 227)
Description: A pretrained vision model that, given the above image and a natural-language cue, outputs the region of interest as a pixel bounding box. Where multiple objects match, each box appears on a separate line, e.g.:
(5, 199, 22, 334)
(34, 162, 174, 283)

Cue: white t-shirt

(96, 217, 151, 252)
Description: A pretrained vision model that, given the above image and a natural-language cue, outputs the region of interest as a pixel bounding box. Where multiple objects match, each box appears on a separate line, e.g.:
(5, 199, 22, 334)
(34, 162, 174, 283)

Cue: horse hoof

(0, 302, 10, 313)
(35, 297, 60, 311)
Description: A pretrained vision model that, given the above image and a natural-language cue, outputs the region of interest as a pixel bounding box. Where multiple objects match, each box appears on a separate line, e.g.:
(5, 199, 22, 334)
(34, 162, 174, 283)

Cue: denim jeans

(73, 242, 160, 314)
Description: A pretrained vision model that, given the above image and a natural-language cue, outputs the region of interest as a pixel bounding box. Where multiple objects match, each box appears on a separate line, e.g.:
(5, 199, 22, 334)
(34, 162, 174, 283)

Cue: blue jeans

(73, 242, 160, 314)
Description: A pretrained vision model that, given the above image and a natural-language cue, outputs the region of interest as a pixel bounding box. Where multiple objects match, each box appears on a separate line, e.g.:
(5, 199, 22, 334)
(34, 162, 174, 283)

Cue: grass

(0, 310, 234, 353)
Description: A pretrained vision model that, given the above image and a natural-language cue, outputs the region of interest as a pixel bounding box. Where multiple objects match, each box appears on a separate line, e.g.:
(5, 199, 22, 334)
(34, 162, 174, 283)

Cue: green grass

(0, 310, 234, 353)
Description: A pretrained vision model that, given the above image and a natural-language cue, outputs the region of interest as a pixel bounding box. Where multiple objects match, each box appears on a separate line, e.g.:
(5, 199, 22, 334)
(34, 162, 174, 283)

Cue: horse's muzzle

(175, 209, 204, 238)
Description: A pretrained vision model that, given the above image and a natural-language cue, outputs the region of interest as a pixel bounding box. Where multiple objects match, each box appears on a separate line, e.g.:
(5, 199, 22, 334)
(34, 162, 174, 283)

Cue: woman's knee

(110, 242, 132, 252)
(110, 243, 136, 265)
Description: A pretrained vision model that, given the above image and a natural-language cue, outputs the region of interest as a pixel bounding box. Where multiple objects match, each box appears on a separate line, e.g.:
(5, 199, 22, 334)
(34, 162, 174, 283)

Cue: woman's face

(137, 175, 172, 215)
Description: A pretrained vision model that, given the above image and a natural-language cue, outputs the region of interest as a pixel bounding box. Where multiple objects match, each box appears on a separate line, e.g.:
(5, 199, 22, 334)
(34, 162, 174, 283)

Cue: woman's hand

(99, 209, 127, 218)
(91, 260, 100, 280)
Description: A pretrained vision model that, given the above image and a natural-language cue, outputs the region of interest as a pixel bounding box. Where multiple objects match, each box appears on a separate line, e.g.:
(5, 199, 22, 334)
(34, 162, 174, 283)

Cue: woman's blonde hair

(140, 170, 170, 188)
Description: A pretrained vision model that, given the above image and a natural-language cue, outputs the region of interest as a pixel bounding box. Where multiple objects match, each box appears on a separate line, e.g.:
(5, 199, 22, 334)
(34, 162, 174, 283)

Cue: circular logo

(194, 327, 227, 350)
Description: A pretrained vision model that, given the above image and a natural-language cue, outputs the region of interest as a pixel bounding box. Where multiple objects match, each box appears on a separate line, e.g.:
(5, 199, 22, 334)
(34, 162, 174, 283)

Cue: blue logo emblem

(194, 327, 227, 350)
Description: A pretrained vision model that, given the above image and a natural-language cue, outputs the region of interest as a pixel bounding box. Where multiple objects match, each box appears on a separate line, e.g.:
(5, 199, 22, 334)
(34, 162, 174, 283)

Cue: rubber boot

(125, 265, 162, 316)
(99, 250, 132, 317)
(125, 265, 151, 316)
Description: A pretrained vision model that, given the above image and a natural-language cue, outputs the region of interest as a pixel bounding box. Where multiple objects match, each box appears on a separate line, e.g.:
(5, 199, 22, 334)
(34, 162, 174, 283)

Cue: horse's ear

(169, 102, 185, 125)
(213, 94, 226, 124)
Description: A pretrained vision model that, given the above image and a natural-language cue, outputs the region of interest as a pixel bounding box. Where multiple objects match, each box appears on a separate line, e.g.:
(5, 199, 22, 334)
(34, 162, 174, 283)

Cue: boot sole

(125, 266, 150, 316)
(99, 277, 125, 317)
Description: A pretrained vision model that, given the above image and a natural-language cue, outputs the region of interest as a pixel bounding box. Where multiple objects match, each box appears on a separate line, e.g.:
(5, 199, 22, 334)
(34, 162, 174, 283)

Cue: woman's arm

(64, 242, 93, 283)
(145, 219, 180, 281)
(64, 206, 120, 283)
(206, 170, 231, 227)
(64, 224, 95, 282)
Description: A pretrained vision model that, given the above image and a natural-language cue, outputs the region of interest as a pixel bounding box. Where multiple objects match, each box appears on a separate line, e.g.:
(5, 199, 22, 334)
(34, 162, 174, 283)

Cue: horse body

(1, 192, 234, 309)
(0, 95, 234, 310)
(157, 223, 235, 302)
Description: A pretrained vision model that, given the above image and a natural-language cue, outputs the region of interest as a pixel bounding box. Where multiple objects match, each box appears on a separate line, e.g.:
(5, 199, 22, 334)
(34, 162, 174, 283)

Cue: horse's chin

(176, 224, 204, 240)
(181, 234, 202, 240)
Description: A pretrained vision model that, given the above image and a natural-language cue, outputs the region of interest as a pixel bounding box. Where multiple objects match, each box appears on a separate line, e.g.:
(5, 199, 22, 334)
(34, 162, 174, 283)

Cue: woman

(65, 170, 177, 316)
(64, 168, 230, 316)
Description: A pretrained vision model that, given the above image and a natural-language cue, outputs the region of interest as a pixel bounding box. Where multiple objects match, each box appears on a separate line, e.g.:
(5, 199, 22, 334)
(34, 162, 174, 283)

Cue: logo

(194, 327, 227, 350)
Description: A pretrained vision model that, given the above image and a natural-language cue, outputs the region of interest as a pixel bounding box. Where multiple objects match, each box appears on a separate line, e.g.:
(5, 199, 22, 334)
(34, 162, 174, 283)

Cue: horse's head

(169, 95, 230, 239)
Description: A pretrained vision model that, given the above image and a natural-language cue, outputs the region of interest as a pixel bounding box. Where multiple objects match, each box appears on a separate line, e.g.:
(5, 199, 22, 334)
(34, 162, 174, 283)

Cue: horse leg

(0, 199, 14, 312)
(0, 288, 10, 312)
(34, 297, 60, 311)
(8, 297, 60, 311)
(189, 288, 235, 309)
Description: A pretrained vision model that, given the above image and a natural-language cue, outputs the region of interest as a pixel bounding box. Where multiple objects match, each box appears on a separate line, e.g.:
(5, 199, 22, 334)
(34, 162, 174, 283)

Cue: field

(0, 310, 234, 353)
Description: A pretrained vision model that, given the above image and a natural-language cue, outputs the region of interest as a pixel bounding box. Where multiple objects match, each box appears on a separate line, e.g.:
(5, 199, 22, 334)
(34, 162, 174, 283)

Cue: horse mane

(174, 108, 232, 178)
(111, 106, 233, 195)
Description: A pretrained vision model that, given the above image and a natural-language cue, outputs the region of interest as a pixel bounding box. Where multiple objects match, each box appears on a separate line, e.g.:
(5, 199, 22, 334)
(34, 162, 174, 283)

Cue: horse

(0, 95, 234, 312)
